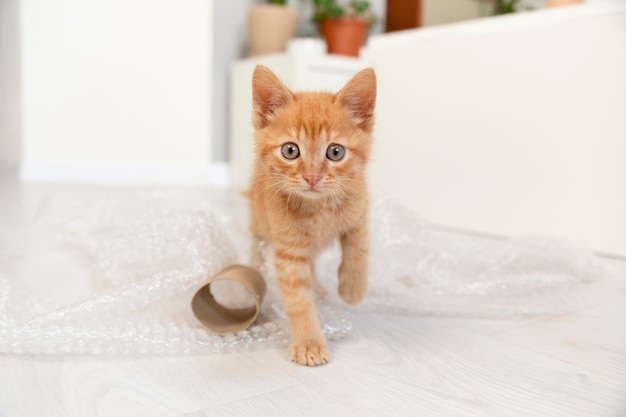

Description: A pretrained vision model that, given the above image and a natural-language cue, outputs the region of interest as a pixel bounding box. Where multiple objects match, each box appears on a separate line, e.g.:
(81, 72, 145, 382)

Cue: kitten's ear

(252, 65, 293, 129)
(336, 68, 377, 132)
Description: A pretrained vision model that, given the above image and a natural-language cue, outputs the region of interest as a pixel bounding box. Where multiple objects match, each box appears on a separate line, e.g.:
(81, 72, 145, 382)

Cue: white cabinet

(230, 4, 626, 255)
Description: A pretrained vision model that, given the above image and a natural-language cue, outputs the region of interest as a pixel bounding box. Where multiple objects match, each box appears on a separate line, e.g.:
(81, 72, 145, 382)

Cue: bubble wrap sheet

(0, 190, 605, 356)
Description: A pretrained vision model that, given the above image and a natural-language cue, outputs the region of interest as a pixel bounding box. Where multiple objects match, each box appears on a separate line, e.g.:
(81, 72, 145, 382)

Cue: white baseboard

(19, 160, 231, 187)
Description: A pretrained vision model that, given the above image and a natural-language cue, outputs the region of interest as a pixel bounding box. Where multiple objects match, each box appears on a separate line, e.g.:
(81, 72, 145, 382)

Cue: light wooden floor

(1, 176, 625, 417)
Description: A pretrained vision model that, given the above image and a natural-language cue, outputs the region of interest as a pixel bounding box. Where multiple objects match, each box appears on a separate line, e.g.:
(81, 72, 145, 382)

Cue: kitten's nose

(303, 173, 321, 188)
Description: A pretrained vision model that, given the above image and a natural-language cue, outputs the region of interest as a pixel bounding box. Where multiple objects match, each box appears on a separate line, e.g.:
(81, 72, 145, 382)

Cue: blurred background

(1, 0, 625, 254)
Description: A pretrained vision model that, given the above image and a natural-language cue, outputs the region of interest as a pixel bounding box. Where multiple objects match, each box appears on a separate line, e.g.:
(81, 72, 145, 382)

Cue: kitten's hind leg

(338, 221, 369, 305)
(309, 258, 328, 299)
(250, 235, 266, 271)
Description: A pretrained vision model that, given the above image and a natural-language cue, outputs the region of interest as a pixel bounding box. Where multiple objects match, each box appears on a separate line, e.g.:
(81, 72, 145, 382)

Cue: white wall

(423, 0, 488, 27)
(365, 3, 626, 255)
(0, 0, 21, 166)
(18, 0, 215, 184)
(212, 0, 255, 162)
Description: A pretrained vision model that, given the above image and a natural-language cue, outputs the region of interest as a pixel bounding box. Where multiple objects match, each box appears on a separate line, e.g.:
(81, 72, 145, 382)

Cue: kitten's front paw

(289, 342, 330, 366)
(338, 265, 368, 306)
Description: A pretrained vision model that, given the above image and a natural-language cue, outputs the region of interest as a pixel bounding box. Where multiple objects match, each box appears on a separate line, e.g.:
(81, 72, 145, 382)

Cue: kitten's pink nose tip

(303, 173, 321, 187)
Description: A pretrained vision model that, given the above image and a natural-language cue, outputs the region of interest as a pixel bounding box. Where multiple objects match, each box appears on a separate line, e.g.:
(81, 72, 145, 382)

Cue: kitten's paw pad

(289, 343, 330, 367)
(338, 276, 368, 306)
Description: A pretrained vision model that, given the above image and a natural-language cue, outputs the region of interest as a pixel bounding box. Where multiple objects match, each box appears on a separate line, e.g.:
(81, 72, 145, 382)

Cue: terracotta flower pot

(320, 18, 369, 57)
(248, 5, 297, 57)
(546, 0, 583, 7)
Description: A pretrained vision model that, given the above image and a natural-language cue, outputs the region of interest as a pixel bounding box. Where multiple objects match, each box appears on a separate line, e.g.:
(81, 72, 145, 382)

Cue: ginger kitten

(248, 65, 376, 366)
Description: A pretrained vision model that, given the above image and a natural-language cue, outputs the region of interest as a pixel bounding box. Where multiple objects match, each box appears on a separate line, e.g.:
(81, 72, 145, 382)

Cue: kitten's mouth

(298, 187, 324, 199)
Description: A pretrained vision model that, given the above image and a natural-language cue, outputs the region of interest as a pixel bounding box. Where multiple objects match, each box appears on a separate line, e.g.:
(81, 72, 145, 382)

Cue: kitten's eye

(326, 144, 345, 161)
(280, 142, 300, 160)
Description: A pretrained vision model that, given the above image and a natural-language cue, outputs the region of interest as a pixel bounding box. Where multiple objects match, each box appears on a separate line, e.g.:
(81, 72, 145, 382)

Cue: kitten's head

(251, 65, 376, 201)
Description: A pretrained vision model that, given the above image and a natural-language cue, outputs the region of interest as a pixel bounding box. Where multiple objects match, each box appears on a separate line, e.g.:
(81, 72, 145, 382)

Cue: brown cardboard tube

(191, 265, 266, 335)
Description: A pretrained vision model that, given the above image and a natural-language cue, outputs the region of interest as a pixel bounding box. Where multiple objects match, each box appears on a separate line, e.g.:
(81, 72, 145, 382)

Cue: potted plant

(312, 0, 377, 57)
(493, 0, 518, 14)
(248, 0, 298, 56)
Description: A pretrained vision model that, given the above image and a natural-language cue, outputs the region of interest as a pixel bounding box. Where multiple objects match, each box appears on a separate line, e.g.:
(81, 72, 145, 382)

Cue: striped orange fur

(248, 65, 376, 366)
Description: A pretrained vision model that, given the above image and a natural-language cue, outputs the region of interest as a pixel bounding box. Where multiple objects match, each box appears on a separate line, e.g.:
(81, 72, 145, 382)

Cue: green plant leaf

(351, 1, 370, 13)
(329, 5, 344, 18)
(493, 0, 517, 14)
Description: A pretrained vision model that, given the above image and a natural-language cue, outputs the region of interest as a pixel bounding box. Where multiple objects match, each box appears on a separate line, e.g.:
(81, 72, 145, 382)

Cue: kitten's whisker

(254, 178, 290, 200)
(268, 183, 286, 203)
(332, 189, 340, 208)
(338, 188, 353, 207)
(338, 177, 366, 182)
(338, 178, 368, 190)
(254, 181, 282, 199)
(339, 182, 365, 199)
(335, 187, 348, 203)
